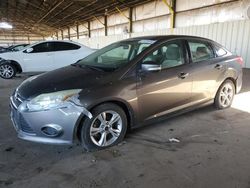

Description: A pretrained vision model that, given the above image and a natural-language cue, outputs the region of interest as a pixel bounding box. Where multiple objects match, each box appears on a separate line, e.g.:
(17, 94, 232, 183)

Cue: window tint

(97, 44, 132, 64)
(31, 42, 54, 53)
(142, 40, 184, 69)
(53, 42, 80, 51)
(188, 41, 214, 63)
(214, 45, 227, 57)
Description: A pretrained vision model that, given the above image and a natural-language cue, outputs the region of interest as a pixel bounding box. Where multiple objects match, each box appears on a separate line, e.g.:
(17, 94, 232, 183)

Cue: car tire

(214, 79, 235, 109)
(0, 63, 17, 79)
(80, 103, 127, 151)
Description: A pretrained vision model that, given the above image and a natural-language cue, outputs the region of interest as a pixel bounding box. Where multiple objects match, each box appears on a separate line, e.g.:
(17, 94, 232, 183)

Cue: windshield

(11, 45, 28, 52)
(76, 39, 156, 71)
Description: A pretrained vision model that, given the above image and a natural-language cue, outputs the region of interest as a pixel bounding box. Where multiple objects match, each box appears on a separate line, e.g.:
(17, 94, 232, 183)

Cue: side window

(53, 42, 81, 51)
(31, 42, 54, 53)
(188, 40, 214, 63)
(142, 40, 185, 69)
(214, 44, 227, 57)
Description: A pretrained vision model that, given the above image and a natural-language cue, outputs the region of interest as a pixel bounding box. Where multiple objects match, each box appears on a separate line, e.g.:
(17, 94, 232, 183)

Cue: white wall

(56, 0, 250, 68)
(0, 35, 44, 46)
(75, 19, 250, 68)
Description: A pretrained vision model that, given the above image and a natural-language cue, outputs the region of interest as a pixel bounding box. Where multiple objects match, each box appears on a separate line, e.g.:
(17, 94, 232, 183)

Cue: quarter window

(214, 45, 227, 57)
(188, 41, 214, 63)
(142, 40, 184, 69)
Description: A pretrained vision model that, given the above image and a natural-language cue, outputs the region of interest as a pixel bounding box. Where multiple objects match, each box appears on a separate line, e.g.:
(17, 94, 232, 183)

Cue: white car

(0, 40, 94, 79)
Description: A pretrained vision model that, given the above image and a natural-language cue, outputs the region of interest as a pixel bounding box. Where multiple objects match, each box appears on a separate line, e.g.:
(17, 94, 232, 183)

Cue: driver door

(137, 39, 193, 121)
(21, 42, 54, 72)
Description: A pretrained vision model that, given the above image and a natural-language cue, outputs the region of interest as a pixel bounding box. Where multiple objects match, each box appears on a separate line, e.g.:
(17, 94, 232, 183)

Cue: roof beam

(37, 0, 65, 24)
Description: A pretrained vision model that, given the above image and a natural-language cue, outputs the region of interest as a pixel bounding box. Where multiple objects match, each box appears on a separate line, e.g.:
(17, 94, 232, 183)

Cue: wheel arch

(6, 60, 22, 73)
(214, 77, 236, 99)
(74, 99, 135, 143)
(224, 77, 237, 91)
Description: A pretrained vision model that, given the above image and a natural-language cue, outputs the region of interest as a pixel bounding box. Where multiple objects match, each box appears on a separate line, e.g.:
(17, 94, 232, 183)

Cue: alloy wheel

(90, 110, 122, 147)
(0, 64, 14, 79)
(219, 83, 234, 108)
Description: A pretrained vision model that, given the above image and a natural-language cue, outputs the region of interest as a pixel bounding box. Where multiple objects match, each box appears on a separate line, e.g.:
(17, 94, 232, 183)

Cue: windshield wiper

(71, 63, 82, 68)
(83, 64, 104, 72)
(71, 63, 104, 72)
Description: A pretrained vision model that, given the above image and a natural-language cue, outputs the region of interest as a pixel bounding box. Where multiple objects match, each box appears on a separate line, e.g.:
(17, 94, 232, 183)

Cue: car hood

(17, 65, 108, 99)
(0, 51, 20, 59)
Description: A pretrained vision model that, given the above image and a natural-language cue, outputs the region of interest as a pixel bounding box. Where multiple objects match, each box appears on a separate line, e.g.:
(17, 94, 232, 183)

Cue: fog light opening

(41, 124, 63, 137)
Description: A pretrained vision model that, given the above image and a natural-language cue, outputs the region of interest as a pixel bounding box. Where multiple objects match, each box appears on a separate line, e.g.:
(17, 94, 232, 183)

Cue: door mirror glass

(141, 61, 161, 72)
(25, 48, 33, 53)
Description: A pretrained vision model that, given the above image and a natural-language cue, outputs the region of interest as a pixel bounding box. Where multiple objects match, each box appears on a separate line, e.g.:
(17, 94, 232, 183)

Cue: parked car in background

(10, 35, 243, 151)
(6, 44, 30, 52)
(0, 40, 95, 79)
(0, 46, 8, 53)
(0, 44, 29, 54)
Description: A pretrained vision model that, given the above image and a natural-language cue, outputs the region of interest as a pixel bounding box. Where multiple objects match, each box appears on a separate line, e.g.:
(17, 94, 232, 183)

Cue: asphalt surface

(0, 70, 250, 188)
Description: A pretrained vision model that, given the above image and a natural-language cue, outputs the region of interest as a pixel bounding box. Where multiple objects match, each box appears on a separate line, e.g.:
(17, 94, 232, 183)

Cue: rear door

(52, 41, 82, 69)
(137, 39, 193, 121)
(186, 39, 226, 102)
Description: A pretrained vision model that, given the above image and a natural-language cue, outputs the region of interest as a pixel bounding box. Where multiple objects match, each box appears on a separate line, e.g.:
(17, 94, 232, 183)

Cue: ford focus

(10, 35, 243, 151)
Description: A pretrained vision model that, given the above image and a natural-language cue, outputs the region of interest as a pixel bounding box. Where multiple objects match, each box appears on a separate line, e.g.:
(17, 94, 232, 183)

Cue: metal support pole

(104, 15, 108, 36)
(172, 0, 176, 28)
(163, 0, 176, 30)
(76, 24, 79, 39)
(115, 6, 132, 34)
(88, 21, 91, 38)
(129, 7, 133, 33)
(61, 29, 64, 40)
(68, 27, 70, 40)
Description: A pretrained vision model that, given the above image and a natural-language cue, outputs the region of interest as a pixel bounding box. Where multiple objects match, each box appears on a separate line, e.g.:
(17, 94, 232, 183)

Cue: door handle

(178, 72, 189, 79)
(214, 64, 223, 70)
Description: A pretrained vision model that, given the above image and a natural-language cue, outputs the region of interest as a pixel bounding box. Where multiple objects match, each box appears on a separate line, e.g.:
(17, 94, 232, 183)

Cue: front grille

(10, 104, 35, 134)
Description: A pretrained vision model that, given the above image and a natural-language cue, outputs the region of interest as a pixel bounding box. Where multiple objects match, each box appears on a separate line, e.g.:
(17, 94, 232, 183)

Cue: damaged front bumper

(10, 94, 92, 145)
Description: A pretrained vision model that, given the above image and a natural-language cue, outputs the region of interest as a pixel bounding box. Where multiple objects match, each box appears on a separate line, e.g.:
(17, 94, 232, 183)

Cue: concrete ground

(0, 70, 250, 188)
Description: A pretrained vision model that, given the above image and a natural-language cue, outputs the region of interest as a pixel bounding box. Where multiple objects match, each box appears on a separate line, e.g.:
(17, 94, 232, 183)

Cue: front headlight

(26, 89, 82, 112)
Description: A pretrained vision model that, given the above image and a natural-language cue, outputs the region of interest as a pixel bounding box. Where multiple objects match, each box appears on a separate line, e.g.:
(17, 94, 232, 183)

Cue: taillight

(236, 56, 244, 66)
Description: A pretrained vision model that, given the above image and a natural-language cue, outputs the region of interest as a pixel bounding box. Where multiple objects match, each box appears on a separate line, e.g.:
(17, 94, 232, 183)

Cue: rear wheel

(214, 80, 235, 109)
(80, 103, 127, 151)
(0, 63, 16, 79)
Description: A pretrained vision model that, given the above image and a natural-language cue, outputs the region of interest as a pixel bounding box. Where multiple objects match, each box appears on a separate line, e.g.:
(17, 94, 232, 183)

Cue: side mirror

(141, 61, 161, 72)
(25, 48, 33, 53)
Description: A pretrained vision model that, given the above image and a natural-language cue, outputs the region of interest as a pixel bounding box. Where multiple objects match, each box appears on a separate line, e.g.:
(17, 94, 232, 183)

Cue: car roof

(28, 40, 90, 48)
(125, 35, 215, 43)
